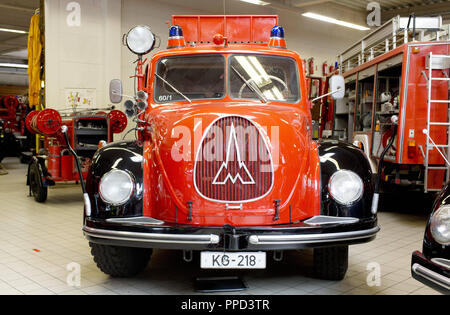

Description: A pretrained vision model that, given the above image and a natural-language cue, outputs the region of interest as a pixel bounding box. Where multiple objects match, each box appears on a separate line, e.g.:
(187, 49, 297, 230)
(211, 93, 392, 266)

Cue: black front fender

(318, 140, 374, 219)
(87, 141, 144, 219)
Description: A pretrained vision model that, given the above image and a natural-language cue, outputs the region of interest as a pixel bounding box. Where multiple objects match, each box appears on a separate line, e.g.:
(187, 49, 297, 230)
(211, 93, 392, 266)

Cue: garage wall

(45, 0, 122, 110)
(121, 0, 208, 102)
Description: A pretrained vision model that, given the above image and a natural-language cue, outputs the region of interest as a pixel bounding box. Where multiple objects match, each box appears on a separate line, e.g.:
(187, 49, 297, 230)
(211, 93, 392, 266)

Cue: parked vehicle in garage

(0, 95, 29, 162)
(411, 182, 450, 294)
(324, 15, 450, 193)
(25, 108, 127, 202)
(74, 15, 380, 280)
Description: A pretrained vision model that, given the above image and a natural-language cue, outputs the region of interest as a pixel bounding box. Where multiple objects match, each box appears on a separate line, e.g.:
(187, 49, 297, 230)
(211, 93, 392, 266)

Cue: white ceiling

(0, 0, 449, 65)
(0, 0, 39, 65)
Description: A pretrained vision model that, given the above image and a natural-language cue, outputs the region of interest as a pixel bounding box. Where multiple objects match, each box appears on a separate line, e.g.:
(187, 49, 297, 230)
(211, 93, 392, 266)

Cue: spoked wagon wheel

(29, 162, 47, 203)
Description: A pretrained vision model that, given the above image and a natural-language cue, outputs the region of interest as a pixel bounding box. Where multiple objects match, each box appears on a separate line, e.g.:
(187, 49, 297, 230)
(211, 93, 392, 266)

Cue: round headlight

(125, 25, 155, 55)
(328, 170, 364, 205)
(99, 170, 134, 206)
(430, 205, 450, 245)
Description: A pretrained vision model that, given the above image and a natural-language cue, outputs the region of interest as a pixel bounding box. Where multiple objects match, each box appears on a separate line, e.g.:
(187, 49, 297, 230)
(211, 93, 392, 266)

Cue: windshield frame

(153, 54, 227, 104)
(228, 53, 301, 104)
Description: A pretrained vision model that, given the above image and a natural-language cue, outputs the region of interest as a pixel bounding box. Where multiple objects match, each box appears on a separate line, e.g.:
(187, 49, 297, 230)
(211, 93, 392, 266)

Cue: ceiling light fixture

(240, 0, 270, 6)
(0, 27, 28, 34)
(0, 63, 28, 69)
(302, 12, 370, 31)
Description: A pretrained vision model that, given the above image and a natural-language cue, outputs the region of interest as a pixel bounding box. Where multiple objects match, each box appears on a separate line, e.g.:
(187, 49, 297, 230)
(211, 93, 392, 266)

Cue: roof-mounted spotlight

(268, 25, 286, 49)
(167, 25, 186, 49)
(125, 25, 156, 55)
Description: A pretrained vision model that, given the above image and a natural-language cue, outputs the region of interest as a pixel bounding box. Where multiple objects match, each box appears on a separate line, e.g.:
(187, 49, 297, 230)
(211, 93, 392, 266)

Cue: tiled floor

(0, 157, 441, 295)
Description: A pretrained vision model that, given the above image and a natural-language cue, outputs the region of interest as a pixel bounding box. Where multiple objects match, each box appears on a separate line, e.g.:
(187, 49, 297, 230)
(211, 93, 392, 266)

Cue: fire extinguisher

(322, 61, 328, 76)
(48, 146, 61, 178)
(308, 58, 314, 75)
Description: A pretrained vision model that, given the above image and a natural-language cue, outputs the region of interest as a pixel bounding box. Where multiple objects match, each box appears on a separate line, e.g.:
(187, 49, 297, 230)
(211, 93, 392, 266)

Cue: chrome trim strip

(371, 193, 379, 214)
(83, 193, 91, 217)
(431, 258, 450, 269)
(106, 216, 164, 225)
(248, 226, 380, 245)
(83, 226, 220, 245)
(303, 216, 359, 226)
(412, 263, 450, 290)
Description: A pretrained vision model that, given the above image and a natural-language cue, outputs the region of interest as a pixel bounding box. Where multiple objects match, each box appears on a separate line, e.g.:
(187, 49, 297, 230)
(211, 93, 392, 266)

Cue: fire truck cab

(82, 15, 379, 280)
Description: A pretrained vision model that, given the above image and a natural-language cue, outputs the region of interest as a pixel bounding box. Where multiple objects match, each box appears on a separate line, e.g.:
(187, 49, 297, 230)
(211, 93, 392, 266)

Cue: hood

(144, 102, 320, 225)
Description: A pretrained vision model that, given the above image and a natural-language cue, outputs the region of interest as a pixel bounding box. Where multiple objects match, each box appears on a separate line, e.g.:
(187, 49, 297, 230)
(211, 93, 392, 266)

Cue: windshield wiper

(155, 73, 192, 104)
(231, 66, 267, 103)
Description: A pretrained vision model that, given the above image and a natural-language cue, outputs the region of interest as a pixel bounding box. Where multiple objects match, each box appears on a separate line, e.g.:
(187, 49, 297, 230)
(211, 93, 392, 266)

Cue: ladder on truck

(338, 15, 445, 74)
(424, 52, 450, 192)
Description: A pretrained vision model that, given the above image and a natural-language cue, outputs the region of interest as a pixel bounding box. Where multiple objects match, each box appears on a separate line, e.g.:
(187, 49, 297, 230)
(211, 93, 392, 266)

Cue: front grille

(194, 116, 273, 202)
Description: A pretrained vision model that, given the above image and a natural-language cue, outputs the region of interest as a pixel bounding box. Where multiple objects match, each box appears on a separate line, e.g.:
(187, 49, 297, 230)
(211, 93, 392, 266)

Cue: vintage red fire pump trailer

(25, 108, 127, 202)
(64, 15, 381, 280)
(325, 15, 450, 193)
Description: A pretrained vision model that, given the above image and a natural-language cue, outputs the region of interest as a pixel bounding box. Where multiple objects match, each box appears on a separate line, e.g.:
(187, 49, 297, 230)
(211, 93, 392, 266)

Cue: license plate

(200, 252, 266, 269)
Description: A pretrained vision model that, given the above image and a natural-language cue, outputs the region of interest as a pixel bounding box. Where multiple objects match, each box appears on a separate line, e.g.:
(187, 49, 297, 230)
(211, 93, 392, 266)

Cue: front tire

(89, 243, 152, 277)
(314, 245, 348, 280)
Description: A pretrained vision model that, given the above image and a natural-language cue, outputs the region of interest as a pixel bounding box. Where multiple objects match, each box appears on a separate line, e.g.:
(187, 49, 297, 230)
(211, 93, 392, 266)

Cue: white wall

(45, 0, 122, 110)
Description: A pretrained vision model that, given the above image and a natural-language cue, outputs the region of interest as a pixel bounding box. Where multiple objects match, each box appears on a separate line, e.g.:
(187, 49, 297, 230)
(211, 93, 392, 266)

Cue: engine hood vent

(194, 115, 274, 203)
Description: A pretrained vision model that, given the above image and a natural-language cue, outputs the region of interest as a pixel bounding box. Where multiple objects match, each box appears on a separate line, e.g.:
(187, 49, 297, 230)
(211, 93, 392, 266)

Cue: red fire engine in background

(323, 15, 450, 193)
(0, 95, 29, 162)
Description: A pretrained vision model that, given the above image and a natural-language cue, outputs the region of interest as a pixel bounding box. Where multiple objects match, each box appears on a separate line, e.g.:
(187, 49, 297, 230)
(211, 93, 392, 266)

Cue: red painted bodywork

(137, 16, 322, 227)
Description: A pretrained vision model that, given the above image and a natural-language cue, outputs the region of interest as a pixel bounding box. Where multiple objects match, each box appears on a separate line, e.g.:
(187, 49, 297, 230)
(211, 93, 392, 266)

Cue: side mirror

(109, 79, 123, 104)
(330, 75, 345, 100)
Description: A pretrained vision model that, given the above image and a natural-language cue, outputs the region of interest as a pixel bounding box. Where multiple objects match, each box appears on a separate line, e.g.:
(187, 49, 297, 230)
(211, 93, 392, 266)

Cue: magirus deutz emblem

(194, 116, 274, 203)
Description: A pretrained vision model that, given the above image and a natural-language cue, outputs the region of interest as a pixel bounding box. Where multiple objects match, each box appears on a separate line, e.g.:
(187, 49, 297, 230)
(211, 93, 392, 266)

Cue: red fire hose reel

(1, 95, 19, 112)
(26, 109, 127, 135)
(26, 109, 62, 135)
(108, 110, 127, 134)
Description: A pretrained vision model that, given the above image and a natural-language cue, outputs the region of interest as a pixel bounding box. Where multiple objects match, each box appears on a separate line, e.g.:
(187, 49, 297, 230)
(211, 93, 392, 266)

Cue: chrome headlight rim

(430, 205, 450, 245)
(125, 25, 155, 55)
(328, 170, 364, 206)
(99, 169, 135, 206)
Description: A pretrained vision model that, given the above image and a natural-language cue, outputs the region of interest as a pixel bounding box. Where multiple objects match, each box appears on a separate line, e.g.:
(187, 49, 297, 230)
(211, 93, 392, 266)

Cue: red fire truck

(0, 95, 28, 162)
(325, 16, 450, 193)
(25, 108, 127, 202)
(59, 15, 382, 280)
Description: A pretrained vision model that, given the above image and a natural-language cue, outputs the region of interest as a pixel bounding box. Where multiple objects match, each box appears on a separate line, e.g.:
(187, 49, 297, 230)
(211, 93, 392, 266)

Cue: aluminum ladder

(424, 52, 450, 192)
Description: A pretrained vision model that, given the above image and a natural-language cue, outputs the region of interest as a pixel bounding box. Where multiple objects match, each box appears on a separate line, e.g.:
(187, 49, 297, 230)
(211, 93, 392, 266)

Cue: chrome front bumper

(248, 226, 380, 246)
(83, 215, 379, 250)
(411, 251, 450, 295)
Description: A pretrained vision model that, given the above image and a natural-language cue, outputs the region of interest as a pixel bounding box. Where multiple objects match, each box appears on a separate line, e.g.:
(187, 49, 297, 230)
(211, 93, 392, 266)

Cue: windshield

(154, 55, 225, 103)
(153, 54, 300, 104)
(229, 55, 300, 103)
